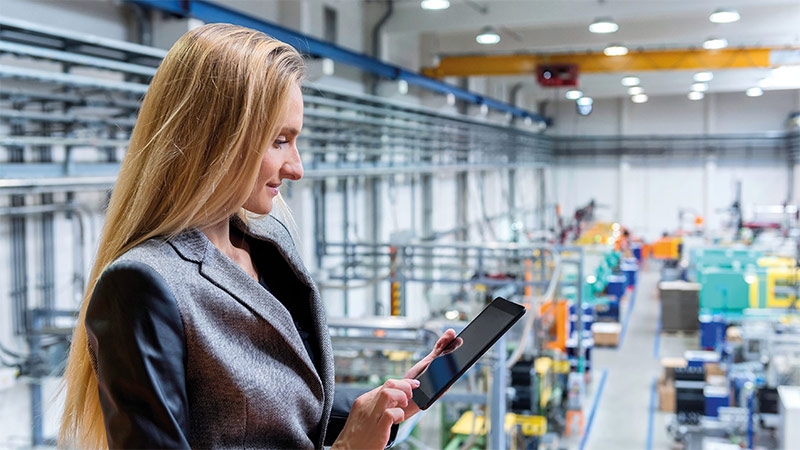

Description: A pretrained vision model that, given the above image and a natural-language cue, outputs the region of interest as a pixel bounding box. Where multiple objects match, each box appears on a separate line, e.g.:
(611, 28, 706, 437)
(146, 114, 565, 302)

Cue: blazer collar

(167, 215, 323, 388)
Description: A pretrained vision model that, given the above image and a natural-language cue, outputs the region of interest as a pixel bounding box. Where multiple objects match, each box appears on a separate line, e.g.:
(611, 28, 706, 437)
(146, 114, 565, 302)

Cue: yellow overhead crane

(421, 47, 799, 78)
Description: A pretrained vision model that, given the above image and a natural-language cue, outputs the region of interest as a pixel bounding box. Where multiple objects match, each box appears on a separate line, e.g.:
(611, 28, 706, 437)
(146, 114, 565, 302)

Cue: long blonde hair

(59, 23, 306, 449)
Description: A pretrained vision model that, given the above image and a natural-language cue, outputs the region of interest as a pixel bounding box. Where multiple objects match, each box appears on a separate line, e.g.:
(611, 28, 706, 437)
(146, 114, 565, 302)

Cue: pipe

(126, 0, 547, 124)
(370, 0, 393, 96)
(508, 82, 524, 126)
(1, 202, 94, 306)
(127, 2, 153, 47)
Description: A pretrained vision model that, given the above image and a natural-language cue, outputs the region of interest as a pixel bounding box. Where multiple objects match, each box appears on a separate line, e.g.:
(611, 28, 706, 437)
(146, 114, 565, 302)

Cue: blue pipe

(126, 0, 548, 125)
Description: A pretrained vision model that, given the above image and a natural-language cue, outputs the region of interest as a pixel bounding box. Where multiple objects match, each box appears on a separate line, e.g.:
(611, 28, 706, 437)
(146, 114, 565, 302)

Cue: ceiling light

(746, 87, 763, 97)
(476, 26, 500, 45)
(446, 93, 456, 106)
(577, 96, 594, 106)
(759, 66, 800, 89)
(627, 86, 644, 95)
(691, 82, 709, 92)
(565, 90, 583, 100)
(604, 44, 628, 56)
(398, 79, 408, 95)
(693, 72, 714, 82)
(709, 8, 740, 24)
(589, 17, 618, 34)
(703, 37, 728, 50)
(688, 91, 704, 100)
(421, 0, 450, 10)
(631, 93, 648, 103)
(480, 103, 489, 115)
(621, 76, 640, 87)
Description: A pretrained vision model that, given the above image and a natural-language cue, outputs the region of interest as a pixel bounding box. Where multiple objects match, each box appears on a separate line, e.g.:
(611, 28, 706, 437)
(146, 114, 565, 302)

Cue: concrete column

(536, 167, 546, 230)
(703, 153, 717, 234)
(618, 97, 628, 135)
(704, 92, 717, 134)
(618, 156, 630, 223)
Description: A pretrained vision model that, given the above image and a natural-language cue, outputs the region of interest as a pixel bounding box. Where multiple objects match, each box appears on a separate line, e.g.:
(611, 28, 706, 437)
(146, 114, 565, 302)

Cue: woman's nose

(282, 148, 304, 181)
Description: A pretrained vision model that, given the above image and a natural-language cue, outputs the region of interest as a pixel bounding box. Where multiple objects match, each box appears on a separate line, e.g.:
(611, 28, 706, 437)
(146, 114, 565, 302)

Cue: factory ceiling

(380, 0, 800, 100)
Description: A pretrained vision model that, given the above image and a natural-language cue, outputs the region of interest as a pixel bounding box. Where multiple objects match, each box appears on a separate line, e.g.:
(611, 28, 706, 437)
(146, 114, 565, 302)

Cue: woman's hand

(331, 378, 419, 450)
(401, 329, 463, 418)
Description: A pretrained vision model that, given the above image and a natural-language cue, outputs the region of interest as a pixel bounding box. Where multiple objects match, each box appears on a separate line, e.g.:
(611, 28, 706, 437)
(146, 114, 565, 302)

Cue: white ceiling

(380, 0, 800, 100)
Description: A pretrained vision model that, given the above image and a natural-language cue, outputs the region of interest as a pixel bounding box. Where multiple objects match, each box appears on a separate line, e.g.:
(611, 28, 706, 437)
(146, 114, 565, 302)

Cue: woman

(59, 23, 456, 449)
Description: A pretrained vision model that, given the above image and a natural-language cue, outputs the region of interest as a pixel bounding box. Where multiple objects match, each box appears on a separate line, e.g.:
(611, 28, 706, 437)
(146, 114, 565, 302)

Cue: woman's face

(243, 83, 304, 215)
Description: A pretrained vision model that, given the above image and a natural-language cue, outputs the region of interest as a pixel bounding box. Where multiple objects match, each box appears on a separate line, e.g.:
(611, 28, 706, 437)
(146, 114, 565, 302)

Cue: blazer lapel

(240, 215, 336, 417)
(168, 227, 322, 386)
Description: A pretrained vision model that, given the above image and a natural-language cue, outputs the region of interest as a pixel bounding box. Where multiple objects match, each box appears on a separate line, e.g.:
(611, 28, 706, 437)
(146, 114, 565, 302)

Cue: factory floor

(583, 260, 697, 450)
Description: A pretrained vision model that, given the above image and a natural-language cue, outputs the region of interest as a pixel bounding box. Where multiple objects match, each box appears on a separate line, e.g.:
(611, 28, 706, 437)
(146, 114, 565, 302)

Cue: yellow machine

(748, 264, 799, 309)
(450, 411, 547, 437)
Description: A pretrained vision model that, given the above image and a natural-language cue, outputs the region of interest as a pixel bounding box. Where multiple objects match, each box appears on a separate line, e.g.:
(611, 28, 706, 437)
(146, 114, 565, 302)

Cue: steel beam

(125, 0, 547, 124)
(422, 47, 800, 77)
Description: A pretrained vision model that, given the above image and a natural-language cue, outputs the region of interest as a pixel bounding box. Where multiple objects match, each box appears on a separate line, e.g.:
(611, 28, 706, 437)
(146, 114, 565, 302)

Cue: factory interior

(1, 0, 799, 449)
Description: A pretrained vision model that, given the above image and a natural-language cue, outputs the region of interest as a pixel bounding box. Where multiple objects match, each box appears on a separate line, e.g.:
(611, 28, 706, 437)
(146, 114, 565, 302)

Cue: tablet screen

(412, 297, 525, 410)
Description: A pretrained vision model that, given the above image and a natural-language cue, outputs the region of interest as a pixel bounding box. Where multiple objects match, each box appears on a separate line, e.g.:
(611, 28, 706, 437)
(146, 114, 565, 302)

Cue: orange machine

(652, 236, 682, 260)
(540, 300, 569, 351)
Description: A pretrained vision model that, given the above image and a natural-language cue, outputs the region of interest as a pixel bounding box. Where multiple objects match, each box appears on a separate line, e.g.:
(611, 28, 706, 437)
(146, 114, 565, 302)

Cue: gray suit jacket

(86, 215, 336, 449)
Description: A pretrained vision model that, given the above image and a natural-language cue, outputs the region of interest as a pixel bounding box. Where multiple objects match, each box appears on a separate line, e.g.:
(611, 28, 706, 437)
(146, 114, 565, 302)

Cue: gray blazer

(86, 215, 336, 449)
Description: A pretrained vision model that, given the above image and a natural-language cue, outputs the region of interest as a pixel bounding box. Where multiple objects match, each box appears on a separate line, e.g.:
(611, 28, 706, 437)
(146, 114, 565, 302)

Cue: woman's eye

(274, 139, 289, 148)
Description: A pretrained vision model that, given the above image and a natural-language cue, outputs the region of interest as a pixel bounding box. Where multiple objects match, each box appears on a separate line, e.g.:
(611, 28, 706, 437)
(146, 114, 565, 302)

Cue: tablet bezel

(411, 297, 526, 410)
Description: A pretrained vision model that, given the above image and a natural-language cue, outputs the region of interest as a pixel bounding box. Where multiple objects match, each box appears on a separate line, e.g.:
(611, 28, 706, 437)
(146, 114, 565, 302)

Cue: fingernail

(412, 379, 420, 387)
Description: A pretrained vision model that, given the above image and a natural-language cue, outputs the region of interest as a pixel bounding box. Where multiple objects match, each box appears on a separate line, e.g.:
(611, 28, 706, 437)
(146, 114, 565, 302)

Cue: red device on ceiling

(536, 64, 579, 87)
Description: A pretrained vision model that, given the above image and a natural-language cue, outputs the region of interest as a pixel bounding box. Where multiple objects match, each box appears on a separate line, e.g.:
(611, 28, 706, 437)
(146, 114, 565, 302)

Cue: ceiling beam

(422, 47, 799, 77)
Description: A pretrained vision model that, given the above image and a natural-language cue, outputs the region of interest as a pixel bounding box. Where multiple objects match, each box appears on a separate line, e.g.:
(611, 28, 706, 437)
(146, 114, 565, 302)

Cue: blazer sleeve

(85, 260, 191, 449)
(324, 387, 399, 448)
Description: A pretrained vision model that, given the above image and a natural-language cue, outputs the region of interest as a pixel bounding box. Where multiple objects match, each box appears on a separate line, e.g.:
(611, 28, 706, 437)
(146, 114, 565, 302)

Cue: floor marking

(646, 376, 657, 450)
(618, 284, 637, 347)
(579, 368, 609, 450)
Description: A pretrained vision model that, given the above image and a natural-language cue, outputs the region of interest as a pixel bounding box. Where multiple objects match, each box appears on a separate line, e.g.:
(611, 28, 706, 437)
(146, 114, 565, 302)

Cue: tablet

(412, 297, 526, 410)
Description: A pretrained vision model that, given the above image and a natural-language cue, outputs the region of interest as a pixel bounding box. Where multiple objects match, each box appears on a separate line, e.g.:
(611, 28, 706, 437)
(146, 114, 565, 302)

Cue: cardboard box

(658, 378, 676, 412)
(726, 326, 742, 344)
(592, 322, 621, 347)
(704, 362, 726, 381)
(661, 357, 688, 381)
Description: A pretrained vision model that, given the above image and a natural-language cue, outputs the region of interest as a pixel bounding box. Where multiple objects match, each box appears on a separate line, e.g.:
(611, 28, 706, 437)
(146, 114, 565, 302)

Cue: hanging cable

(507, 247, 562, 369)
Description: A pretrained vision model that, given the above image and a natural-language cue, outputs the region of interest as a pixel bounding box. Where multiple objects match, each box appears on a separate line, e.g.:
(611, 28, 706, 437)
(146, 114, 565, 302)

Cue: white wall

(1, 0, 130, 40)
(551, 153, 793, 242)
(549, 89, 800, 136)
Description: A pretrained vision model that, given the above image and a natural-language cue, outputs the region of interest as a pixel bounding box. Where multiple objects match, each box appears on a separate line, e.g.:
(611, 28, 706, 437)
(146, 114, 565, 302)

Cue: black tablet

(412, 297, 526, 410)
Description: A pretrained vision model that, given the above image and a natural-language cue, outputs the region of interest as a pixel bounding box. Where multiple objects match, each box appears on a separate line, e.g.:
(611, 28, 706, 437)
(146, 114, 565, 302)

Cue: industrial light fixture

(446, 93, 456, 106)
(693, 71, 714, 82)
(709, 8, 740, 24)
(321, 58, 335, 76)
(603, 44, 628, 56)
(691, 82, 709, 92)
(631, 93, 648, 103)
(746, 87, 763, 97)
(688, 91, 704, 100)
(621, 76, 640, 87)
(627, 86, 644, 96)
(480, 103, 489, 115)
(703, 37, 728, 50)
(589, 17, 618, 34)
(421, 0, 450, 10)
(565, 89, 583, 100)
(576, 96, 593, 116)
(476, 26, 501, 45)
(398, 79, 409, 95)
